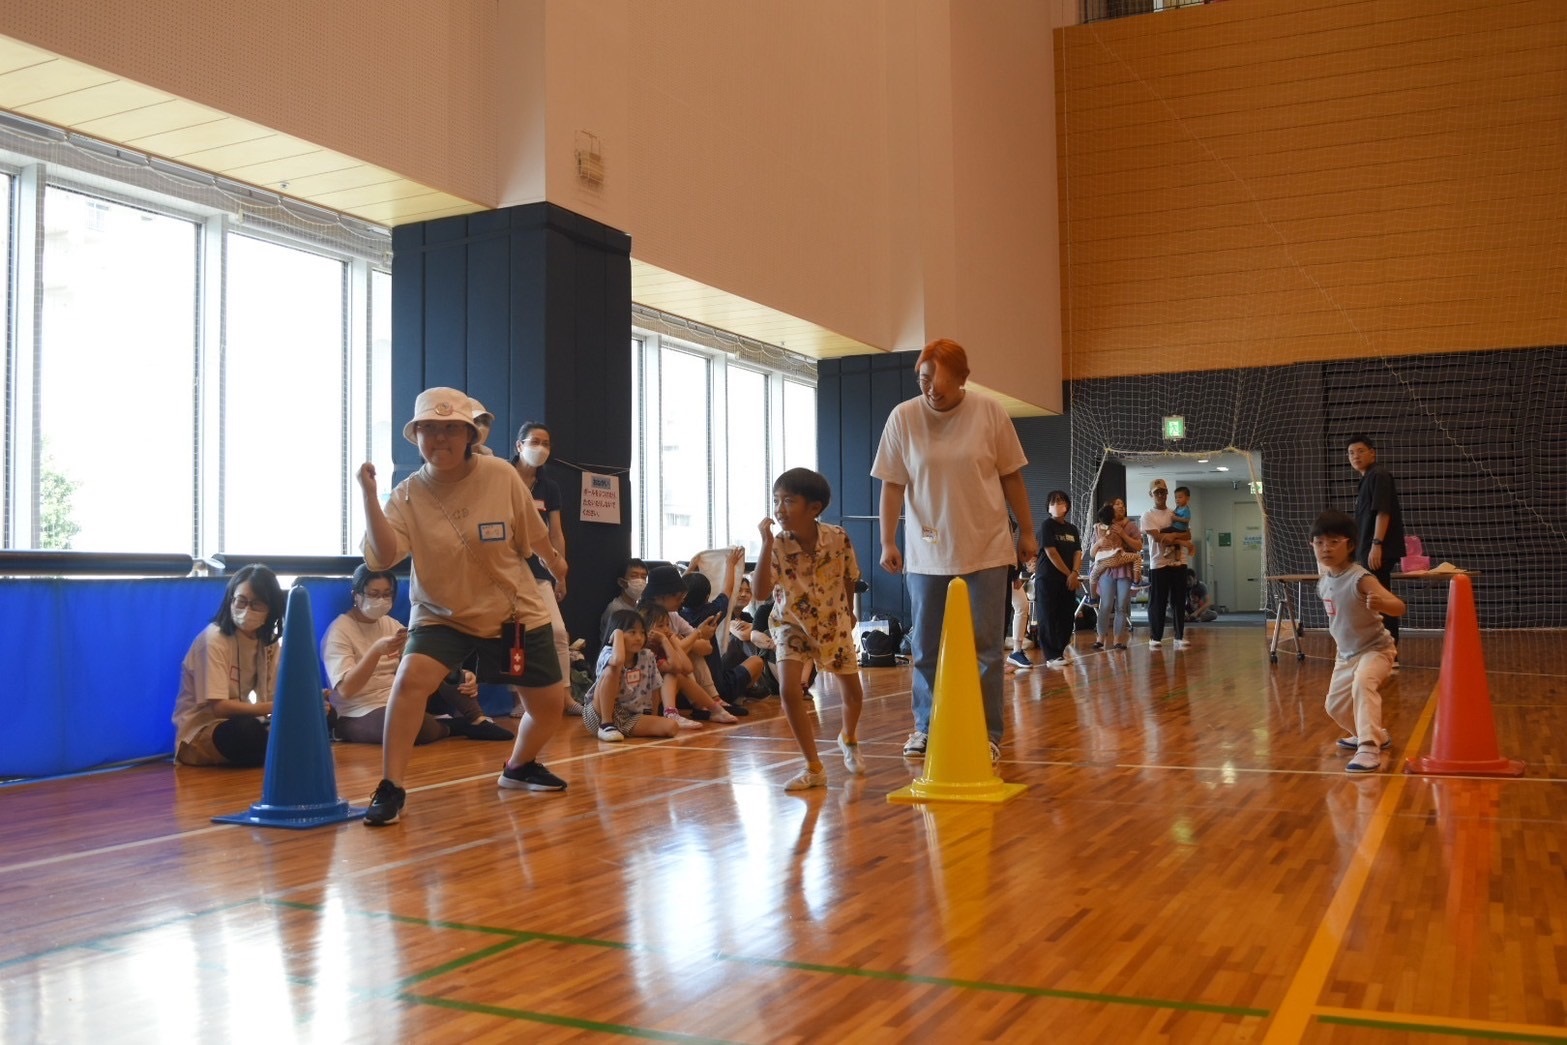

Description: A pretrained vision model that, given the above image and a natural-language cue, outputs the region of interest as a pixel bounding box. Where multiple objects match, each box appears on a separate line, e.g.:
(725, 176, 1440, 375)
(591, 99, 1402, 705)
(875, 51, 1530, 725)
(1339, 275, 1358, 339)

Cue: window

(37, 188, 198, 552)
(631, 330, 816, 562)
(222, 235, 346, 553)
(1, 133, 392, 559)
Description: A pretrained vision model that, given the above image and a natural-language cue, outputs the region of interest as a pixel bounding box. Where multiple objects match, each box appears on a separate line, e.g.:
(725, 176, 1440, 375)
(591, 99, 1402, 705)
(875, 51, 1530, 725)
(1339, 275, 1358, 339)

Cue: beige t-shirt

(171, 623, 279, 744)
(365, 455, 553, 636)
(870, 391, 1027, 575)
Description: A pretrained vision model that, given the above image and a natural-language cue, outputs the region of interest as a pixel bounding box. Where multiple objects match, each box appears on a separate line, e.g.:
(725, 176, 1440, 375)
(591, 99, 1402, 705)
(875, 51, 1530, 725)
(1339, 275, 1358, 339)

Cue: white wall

(1123, 464, 1267, 613)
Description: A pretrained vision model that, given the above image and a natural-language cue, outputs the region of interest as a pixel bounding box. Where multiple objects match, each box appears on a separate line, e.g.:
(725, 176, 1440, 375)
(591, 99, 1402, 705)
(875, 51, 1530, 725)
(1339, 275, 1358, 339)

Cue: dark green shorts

(406, 623, 563, 688)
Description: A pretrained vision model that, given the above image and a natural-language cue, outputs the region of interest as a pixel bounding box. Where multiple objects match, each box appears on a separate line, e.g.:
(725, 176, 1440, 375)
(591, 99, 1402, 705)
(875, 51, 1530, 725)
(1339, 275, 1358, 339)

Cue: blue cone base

(213, 800, 367, 829)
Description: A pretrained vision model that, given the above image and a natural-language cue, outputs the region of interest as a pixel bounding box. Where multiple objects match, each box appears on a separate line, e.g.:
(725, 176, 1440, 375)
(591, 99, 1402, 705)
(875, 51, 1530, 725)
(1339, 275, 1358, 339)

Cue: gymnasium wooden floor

(2, 625, 1564, 1043)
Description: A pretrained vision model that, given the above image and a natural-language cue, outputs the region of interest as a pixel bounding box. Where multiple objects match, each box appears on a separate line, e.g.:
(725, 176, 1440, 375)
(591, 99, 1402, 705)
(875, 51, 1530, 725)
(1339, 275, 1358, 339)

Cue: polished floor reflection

(2, 625, 1564, 1042)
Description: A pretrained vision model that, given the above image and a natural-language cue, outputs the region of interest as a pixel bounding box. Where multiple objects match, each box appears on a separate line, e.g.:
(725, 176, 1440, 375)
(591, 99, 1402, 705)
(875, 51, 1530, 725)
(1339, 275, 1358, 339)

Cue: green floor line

(397, 936, 534, 990)
(275, 899, 1267, 1020)
(402, 992, 739, 1043)
(729, 953, 1268, 1018)
(1318, 1014, 1567, 1043)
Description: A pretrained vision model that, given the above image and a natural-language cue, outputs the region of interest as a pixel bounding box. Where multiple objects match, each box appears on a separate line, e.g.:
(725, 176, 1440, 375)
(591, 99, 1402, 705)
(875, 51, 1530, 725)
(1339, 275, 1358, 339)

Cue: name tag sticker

(478, 522, 507, 542)
(625, 669, 643, 687)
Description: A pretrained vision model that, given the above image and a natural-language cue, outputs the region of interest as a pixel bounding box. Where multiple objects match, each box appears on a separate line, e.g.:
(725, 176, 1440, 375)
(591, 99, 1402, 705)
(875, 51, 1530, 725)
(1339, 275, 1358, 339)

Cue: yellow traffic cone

(889, 577, 1026, 805)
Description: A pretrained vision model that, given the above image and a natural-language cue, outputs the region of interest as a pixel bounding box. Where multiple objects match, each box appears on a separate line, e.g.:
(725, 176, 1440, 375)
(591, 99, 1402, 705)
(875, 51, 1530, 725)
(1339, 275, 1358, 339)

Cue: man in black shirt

(1347, 434, 1405, 649)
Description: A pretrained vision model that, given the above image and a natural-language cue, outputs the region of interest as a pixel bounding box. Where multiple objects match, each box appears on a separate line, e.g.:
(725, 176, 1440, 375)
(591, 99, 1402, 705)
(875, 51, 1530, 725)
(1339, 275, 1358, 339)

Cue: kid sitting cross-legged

(582, 610, 683, 742)
(1311, 510, 1406, 773)
(754, 467, 867, 791)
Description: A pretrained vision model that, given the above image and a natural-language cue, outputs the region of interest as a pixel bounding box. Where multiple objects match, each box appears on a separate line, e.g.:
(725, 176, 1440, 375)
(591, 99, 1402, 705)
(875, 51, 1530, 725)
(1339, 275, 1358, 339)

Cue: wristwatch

(1372, 538, 1384, 545)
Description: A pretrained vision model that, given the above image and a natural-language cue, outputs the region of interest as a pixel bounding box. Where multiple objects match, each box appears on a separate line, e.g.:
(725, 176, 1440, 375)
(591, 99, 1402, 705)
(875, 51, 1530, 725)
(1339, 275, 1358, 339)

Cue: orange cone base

(1404, 755, 1524, 778)
(888, 776, 1026, 805)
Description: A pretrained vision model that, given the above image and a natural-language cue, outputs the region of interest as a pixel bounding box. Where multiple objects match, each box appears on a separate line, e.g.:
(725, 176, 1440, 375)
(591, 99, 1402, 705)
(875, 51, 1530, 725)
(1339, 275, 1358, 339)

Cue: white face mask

(521, 446, 549, 468)
(624, 578, 647, 601)
(1050, 503, 1068, 518)
(359, 596, 393, 620)
(233, 608, 265, 632)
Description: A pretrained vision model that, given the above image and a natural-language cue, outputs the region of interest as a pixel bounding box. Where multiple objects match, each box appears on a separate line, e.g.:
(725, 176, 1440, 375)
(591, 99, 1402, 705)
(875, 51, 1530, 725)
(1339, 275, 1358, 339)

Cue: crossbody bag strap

(416, 472, 521, 620)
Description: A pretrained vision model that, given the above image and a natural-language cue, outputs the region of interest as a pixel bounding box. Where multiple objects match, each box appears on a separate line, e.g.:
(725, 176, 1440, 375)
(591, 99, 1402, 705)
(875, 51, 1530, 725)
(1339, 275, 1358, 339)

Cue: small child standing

(1311, 510, 1406, 773)
(754, 467, 866, 791)
(583, 610, 683, 741)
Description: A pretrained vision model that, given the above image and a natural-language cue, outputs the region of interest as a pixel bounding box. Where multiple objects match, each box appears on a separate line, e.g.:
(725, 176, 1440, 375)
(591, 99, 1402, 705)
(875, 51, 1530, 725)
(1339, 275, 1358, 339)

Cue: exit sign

(1163, 415, 1185, 440)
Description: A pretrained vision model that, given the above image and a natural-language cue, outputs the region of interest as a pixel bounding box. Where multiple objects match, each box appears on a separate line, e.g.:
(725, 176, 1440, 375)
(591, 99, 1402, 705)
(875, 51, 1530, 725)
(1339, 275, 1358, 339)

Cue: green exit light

(1163, 415, 1185, 440)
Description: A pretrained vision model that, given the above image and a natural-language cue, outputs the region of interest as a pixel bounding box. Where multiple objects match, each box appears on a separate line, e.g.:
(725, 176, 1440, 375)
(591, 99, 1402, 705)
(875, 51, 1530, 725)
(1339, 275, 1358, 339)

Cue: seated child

(1311, 510, 1406, 773)
(599, 558, 648, 648)
(681, 566, 768, 703)
(582, 610, 683, 742)
(639, 570, 738, 724)
(322, 565, 512, 744)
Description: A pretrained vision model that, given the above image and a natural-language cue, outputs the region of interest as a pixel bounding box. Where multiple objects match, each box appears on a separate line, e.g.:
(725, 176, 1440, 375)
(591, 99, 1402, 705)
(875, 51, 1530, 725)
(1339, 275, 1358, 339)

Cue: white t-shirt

(366, 455, 554, 636)
(321, 612, 402, 718)
(1141, 506, 1183, 570)
(871, 391, 1027, 575)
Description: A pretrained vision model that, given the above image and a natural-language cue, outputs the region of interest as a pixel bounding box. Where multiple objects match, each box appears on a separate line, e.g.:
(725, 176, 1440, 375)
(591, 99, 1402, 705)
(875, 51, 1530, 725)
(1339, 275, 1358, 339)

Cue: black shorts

(406, 623, 563, 689)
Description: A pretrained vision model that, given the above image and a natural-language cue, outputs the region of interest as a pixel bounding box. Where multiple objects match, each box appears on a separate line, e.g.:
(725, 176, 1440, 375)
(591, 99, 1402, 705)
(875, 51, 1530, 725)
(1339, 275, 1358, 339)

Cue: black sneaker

(498, 760, 568, 791)
(448, 717, 515, 741)
(364, 778, 405, 826)
(722, 702, 750, 717)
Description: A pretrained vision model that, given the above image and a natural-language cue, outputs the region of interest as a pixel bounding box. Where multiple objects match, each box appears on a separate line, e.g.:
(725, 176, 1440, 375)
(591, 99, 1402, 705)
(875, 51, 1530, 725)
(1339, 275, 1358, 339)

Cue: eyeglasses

(231, 595, 269, 611)
(1310, 537, 1349, 548)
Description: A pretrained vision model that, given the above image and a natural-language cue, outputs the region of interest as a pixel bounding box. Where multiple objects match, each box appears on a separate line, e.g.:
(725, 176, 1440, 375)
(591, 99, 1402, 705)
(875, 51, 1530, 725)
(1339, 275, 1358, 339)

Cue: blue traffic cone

(214, 585, 366, 828)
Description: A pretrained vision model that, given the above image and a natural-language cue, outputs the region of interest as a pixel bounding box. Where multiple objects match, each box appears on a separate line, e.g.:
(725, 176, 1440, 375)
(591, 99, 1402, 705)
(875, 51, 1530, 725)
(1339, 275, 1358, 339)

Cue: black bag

(858, 615, 906, 667)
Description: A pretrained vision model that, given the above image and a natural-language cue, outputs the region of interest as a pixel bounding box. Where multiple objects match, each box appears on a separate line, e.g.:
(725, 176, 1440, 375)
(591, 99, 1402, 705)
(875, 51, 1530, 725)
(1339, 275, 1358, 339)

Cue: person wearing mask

(171, 564, 286, 767)
(510, 421, 573, 715)
(322, 564, 512, 744)
(600, 558, 649, 643)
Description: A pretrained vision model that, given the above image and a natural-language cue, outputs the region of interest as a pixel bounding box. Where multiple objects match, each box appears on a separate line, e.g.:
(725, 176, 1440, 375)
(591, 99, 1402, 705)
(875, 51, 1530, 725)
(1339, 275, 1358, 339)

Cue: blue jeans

(907, 566, 1009, 741)
(1098, 572, 1132, 644)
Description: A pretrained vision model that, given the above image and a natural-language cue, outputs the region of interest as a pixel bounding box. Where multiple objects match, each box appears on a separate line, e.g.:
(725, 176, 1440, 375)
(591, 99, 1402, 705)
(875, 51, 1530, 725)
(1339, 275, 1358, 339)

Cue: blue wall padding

(0, 574, 412, 779)
(0, 577, 229, 777)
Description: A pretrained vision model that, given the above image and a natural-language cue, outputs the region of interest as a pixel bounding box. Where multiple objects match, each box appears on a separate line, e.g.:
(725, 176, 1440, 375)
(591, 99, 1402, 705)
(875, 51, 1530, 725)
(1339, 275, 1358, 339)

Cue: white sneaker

(1148, 639, 1162, 649)
(708, 707, 739, 724)
(596, 723, 624, 743)
(1345, 746, 1383, 773)
(665, 711, 703, 731)
(1045, 657, 1067, 669)
(838, 735, 866, 775)
(1174, 639, 1191, 650)
(784, 766, 828, 791)
(903, 731, 928, 758)
(988, 740, 1001, 764)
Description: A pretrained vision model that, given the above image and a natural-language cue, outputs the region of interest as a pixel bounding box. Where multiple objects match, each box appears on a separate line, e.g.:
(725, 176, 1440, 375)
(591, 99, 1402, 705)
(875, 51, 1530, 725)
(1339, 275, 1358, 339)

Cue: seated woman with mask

(321, 564, 513, 744)
(171, 564, 285, 767)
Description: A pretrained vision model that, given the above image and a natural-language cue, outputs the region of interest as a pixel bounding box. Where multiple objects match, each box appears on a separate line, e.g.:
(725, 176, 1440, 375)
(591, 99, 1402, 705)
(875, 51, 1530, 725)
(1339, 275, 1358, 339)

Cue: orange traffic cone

(1404, 574, 1524, 777)
(889, 578, 1026, 805)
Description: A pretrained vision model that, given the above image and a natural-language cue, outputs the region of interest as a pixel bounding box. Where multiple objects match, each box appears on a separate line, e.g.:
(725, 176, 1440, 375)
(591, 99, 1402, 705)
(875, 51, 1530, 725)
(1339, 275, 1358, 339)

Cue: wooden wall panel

(1057, 0, 1567, 379)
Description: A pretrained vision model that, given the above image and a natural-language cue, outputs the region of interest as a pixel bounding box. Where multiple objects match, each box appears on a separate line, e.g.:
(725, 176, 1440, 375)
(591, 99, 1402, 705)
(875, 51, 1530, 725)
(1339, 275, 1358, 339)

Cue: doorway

(1110, 449, 1265, 614)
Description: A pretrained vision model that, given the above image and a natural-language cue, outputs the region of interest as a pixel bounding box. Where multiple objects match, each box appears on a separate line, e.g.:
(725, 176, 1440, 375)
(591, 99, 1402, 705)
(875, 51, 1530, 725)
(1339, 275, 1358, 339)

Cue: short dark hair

(1174, 485, 1190, 497)
(621, 558, 647, 578)
(1311, 509, 1358, 547)
(602, 608, 646, 646)
(511, 421, 550, 464)
(1047, 489, 1070, 510)
(351, 564, 397, 597)
(1345, 434, 1375, 450)
(1097, 502, 1116, 526)
(214, 563, 285, 644)
(773, 467, 832, 510)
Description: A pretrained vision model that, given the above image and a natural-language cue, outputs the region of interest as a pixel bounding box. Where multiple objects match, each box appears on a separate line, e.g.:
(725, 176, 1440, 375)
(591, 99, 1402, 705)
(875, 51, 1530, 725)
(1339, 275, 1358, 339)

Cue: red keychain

(508, 618, 525, 676)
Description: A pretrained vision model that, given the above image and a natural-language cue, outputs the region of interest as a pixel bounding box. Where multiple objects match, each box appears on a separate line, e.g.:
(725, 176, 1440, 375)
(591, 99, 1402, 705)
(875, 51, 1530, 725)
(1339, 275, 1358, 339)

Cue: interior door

(1232, 500, 1264, 612)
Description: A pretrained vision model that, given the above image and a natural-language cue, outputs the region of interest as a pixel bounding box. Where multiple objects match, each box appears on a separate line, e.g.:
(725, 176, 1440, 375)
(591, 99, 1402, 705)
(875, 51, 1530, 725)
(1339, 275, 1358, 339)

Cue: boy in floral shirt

(755, 468, 866, 790)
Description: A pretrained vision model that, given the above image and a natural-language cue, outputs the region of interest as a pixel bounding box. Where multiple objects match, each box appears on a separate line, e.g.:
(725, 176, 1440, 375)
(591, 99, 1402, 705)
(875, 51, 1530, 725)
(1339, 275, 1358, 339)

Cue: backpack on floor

(858, 615, 906, 667)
